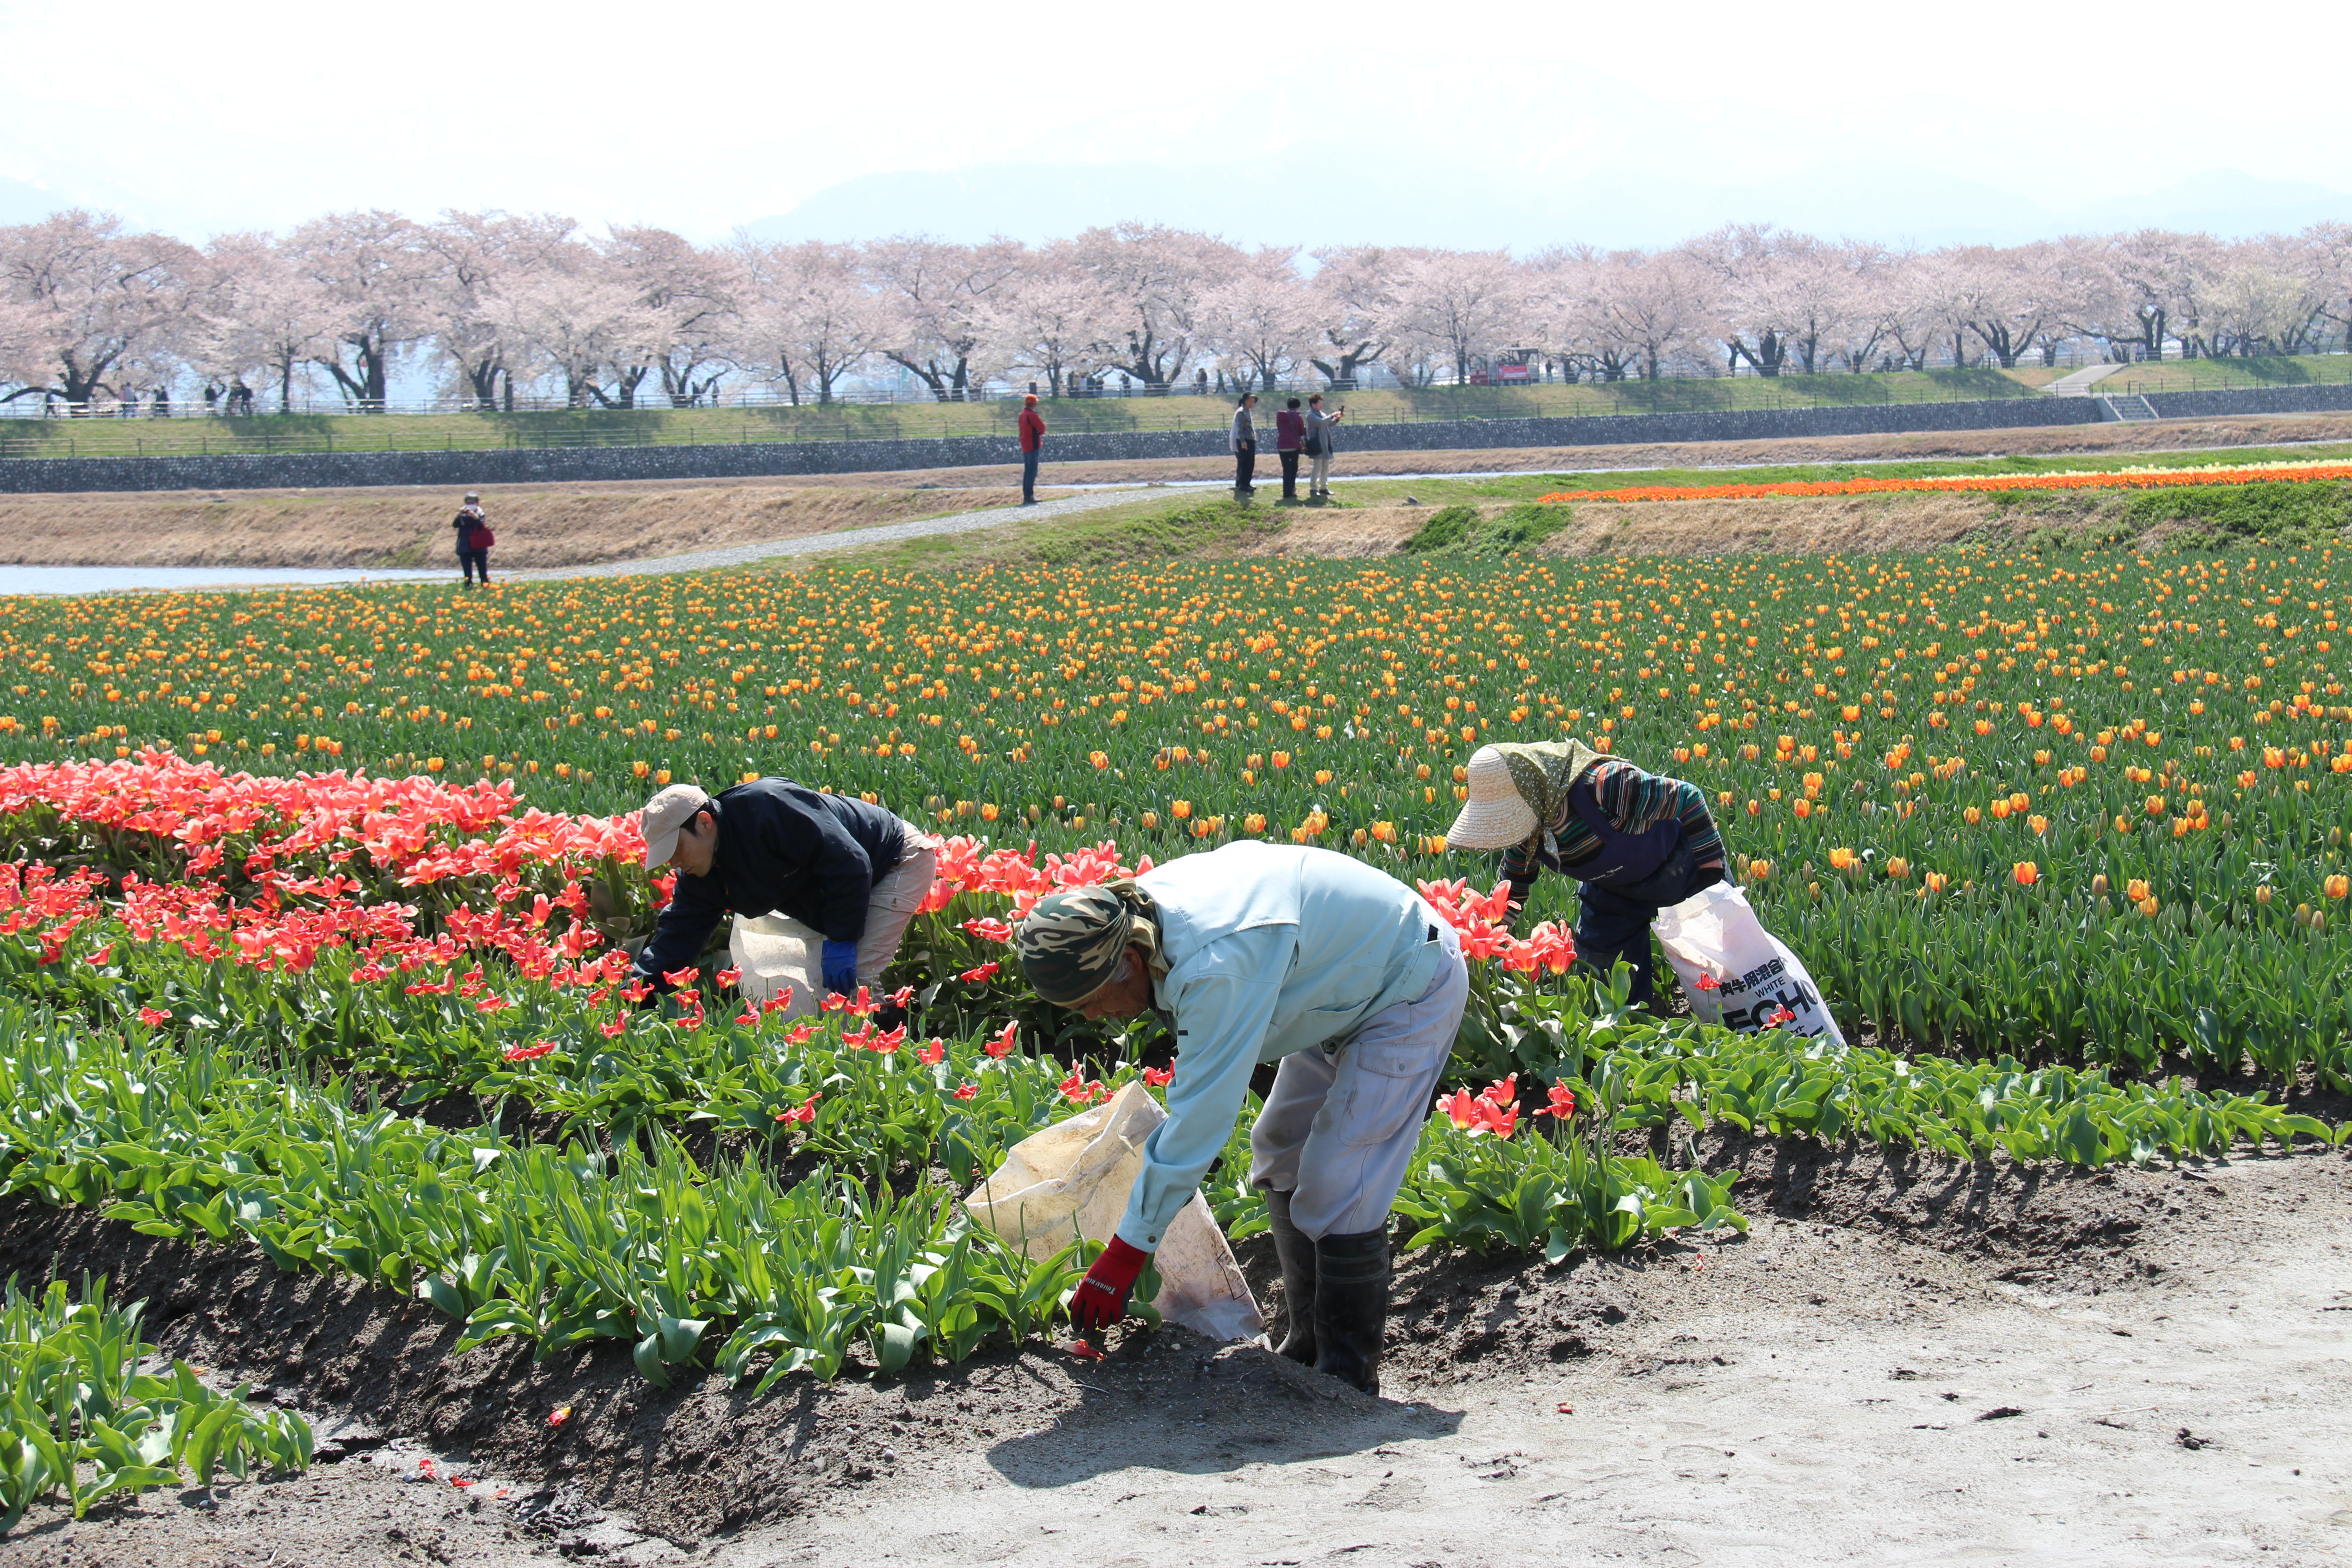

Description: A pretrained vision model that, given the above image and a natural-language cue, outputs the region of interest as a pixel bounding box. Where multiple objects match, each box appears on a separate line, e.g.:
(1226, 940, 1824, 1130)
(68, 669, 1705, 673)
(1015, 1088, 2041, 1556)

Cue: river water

(0, 566, 447, 598)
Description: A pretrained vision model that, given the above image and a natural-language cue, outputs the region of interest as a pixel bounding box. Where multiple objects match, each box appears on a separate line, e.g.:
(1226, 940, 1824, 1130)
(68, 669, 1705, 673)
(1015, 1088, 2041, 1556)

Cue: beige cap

(1444, 746, 1539, 849)
(639, 783, 713, 867)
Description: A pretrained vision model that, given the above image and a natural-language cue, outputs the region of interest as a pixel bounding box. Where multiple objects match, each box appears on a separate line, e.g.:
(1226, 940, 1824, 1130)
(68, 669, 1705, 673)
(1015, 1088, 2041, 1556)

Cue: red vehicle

(1469, 348, 1540, 386)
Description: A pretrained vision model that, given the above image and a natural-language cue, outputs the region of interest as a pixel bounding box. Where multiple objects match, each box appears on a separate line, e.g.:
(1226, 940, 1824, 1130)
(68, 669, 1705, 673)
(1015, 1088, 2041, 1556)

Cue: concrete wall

(0, 389, 2163, 497)
(2141, 382, 2352, 420)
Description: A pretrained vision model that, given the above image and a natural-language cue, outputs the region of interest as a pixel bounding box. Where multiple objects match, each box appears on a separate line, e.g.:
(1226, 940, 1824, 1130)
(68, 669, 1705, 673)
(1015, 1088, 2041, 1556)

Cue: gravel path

(511, 487, 1155, 581)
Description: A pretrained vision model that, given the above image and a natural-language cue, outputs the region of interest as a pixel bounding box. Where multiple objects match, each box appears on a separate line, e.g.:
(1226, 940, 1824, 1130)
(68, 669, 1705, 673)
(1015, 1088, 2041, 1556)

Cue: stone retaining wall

(0, 385, 2293, 496)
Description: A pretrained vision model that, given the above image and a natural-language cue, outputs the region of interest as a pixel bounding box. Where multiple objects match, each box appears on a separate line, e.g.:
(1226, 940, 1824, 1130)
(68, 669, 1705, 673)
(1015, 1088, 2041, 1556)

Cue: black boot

(1262, 1188, 1317, 1364)
(1311, 1227, 1391, 1395)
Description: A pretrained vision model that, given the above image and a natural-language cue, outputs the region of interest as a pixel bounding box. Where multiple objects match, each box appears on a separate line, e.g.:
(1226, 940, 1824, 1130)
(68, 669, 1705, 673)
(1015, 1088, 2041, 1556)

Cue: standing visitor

(1229, 392, 1258, 501)
(1018, 393, 1047, 505)
(1304, 393, 1345, 501)
(1441, 741, 1726, 1007)
(453, 492, 493, 588)
(1274, 397, 1306, 503)
(1014, 841, 1467, 1394)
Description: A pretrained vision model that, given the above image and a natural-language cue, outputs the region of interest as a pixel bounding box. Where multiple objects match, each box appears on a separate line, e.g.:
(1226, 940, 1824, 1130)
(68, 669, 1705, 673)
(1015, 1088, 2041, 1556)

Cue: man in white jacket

(1015, 841, 1468, 1393)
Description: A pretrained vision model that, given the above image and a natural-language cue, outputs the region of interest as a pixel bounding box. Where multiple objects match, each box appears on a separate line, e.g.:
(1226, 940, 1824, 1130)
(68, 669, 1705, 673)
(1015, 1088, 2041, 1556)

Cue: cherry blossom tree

(1388, 248, 1524, 385)
(603, 225, 739, 407)
(986, 240, 1120, 396)
(286, 210, 436, 410)
(491, 245, 665, 408)
(1197, 252, 1318, 391)
(1074, 223, 1242, 390)
(188, 231, 323, 413)
(1303, 245, 1396, 387)
(0, 210, 199, 409)
(731, 240, 887, 405)
(419, 211, 576, 410)
(864, 236, 1026, 401)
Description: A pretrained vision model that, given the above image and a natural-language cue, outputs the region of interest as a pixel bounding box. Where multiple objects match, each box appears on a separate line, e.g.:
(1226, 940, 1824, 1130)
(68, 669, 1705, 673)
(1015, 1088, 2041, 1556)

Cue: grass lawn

(2099, 353, 2352, 398)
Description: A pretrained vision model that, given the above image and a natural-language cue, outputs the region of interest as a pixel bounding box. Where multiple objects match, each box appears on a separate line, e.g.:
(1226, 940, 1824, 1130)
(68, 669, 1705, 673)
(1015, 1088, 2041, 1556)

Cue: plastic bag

(1651, 881, 1847, 1047)
(965, 1082, 1264, 1342)
(728, 912, 817, 1007)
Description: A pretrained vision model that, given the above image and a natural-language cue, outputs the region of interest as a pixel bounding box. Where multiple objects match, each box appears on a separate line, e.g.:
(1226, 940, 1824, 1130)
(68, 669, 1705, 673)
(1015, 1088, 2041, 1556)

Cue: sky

(2, 0, 2346, 248)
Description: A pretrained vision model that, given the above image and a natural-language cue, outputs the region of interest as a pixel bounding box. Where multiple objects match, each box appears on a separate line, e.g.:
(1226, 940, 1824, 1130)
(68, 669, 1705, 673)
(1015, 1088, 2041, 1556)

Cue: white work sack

(1651, 881, 1848, 1047)
(728, 912, 818, 1006)
(965, 1081, 1264, 1342)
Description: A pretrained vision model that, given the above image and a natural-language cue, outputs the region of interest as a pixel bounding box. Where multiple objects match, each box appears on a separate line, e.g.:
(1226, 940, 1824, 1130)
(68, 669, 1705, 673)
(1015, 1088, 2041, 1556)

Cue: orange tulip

(2012, 861, 2039, 887)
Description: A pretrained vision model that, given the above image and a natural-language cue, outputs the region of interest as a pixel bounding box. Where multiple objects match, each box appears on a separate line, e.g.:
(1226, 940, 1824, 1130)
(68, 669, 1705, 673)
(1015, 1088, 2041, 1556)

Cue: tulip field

(0, 505, 2347, 1459)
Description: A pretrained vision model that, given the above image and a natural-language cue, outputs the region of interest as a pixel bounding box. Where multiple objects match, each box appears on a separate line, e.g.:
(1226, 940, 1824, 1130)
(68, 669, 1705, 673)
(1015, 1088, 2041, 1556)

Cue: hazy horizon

(2, 0, 2345, 249)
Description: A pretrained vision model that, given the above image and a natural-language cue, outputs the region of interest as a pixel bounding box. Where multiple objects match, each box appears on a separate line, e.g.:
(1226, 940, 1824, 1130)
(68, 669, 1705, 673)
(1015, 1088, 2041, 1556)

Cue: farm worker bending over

(1015, 841, 1468, 1395)
(1443, 741, 1724, 1007)
(632, 779, 937, 1017)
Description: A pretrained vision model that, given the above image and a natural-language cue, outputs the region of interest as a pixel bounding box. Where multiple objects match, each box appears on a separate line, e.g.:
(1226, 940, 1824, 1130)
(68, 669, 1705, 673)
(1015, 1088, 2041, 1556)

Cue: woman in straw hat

(1443, 740, 1725, 1006)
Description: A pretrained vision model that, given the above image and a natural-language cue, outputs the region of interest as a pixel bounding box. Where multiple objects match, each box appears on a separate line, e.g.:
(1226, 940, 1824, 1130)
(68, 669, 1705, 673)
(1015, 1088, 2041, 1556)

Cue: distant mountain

(739, 160, 2351, 252)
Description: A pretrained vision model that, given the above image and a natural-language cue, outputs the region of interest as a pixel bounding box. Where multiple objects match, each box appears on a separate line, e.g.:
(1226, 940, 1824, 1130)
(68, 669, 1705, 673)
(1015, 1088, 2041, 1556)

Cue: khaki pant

(732, 828, 938, 1016)
(1248, 918, 1468, 1238)
(1308, 451, 1333, 493)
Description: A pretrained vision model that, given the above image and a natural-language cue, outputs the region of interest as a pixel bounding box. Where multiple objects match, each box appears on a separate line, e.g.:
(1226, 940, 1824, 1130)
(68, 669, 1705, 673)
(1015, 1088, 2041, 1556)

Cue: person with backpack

(1303, 394, 1345, 502)
(453, 492, 494, 588)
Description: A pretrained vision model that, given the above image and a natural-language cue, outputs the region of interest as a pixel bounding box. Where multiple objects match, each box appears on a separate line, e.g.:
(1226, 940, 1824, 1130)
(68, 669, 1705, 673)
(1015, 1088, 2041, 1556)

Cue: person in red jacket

(1018, 393, 1046, 504)
(1274, 397, 1306, 503)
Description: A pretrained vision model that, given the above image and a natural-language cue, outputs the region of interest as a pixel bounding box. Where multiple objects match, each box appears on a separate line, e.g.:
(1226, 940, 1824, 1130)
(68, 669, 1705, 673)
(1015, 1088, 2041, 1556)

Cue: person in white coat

(1229, 392, 1259, 500)
(1014, 841, 1468, 1393)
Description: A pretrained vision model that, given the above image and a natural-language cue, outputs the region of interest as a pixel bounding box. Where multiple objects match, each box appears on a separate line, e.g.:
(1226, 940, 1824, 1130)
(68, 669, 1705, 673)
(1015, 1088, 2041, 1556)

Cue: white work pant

(1248, 918, 1468, 1238)
(735, 830, 938, 1018)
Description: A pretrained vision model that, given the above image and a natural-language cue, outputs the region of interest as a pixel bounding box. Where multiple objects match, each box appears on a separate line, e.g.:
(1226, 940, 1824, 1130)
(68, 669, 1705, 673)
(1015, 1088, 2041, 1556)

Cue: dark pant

(458, 547, 490, 586)
(1235, 446, 1256, 492)
(1278, 450, 1300, 498)
(1021, 448, 1040, 502)
(1573, 841, 1724, 1006)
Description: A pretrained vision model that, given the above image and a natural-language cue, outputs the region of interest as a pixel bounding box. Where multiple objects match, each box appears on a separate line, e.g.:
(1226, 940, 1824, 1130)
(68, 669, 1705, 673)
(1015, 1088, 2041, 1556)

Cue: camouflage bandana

(1015, 881, 1161, 1006)
(1491, 740, 1602, 837)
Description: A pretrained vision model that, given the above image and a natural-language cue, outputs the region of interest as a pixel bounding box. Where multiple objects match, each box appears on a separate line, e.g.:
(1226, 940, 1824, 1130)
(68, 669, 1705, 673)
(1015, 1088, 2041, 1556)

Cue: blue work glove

(820, 940, 859, 999)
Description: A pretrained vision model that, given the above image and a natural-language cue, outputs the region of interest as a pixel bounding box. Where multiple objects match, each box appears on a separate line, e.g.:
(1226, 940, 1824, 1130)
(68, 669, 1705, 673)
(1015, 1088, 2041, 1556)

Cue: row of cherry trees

(3, 209, 2350, 412)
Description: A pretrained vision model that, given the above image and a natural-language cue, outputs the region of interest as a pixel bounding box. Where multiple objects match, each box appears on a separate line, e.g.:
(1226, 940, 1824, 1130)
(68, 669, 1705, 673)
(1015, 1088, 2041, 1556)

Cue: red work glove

(1070, 1236, 1151, 1334)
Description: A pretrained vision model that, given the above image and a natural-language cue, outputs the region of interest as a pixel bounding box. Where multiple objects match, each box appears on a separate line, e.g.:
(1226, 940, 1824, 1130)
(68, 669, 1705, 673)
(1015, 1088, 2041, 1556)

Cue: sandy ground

(7, 1144, 2345, 1567)
(4, 408, 2349, 571)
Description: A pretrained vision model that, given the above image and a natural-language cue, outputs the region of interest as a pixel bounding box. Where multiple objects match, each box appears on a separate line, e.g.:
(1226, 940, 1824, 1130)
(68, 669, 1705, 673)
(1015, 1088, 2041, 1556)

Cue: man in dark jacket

(632, 779, 936, 1014)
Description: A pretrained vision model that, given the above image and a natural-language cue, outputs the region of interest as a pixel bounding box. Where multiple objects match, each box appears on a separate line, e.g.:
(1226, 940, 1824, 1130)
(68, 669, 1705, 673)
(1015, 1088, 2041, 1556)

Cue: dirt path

(757, 1150, 2351, 1568)
(6, 1146, 2345, 1566)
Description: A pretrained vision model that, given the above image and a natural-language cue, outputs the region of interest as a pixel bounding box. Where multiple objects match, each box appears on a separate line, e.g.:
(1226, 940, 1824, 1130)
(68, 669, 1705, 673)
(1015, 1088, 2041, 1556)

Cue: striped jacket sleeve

(1588, 760, 1724, 867)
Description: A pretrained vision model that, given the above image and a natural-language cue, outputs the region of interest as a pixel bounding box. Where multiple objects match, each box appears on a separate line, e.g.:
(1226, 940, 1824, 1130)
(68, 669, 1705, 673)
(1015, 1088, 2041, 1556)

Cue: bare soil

(1245, 491, 2081, 561)
(0, 484, 1049, 570)
(5, 1140, 2346, 1566)
(5, 407, 2349, 573)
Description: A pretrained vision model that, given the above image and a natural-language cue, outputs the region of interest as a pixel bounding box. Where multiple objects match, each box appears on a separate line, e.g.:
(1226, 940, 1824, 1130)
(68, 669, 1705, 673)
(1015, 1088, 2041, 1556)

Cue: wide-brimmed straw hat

(1445, 746, 1539, 848)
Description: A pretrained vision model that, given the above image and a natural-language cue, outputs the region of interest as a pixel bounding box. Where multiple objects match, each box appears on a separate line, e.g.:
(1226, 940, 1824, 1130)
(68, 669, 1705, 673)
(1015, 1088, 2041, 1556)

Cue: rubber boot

(1311, 1227, 1391, 1395)
(1262, 1187, 1317, 1365)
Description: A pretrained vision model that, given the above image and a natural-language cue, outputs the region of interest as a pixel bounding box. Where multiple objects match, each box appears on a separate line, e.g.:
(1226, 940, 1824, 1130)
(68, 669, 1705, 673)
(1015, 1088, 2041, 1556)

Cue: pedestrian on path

(453, 492, 493, 588)
(1274, 397, 1305, 503)
(1016, 842, 1467, 1395)
(1018, 394, 1046, 504)
(1229, 392, 1258, 501)
(633, 779, 938, 1022)
(1304, 394, 1344, 501)
(1442, 740, 1727, 1007)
